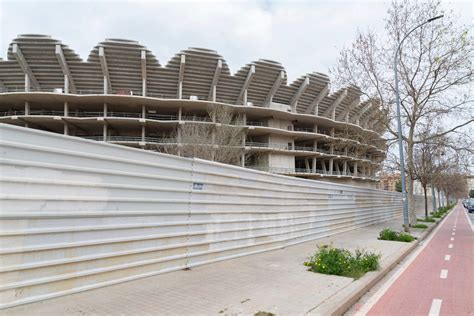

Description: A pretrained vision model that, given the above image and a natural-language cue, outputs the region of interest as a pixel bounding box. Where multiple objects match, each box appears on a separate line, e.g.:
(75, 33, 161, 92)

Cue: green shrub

(379, 228, 398, 241)
(304, 245, 380, 279)
(254, 312, 276, 316)
(398, 232, 416, 242)
(378, 228, 416, 242)
(412, 224, 428, 229)
(431, 211, 443, 218)
(417, 217, 435, 223)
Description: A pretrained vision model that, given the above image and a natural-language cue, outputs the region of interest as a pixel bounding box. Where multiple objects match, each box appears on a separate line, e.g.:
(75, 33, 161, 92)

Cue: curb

(308, 216, 443, 316)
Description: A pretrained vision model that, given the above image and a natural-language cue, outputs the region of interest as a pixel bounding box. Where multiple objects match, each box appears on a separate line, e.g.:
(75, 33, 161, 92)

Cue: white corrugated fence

(0, 124, 402, 308)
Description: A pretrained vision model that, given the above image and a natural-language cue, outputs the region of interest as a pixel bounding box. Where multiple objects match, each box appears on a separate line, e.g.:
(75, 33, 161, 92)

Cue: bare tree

(331, 0, 473, 224)
(149, 105, 246, 166)
(208, 105, 246, 165)
(412, 127, 445, 219)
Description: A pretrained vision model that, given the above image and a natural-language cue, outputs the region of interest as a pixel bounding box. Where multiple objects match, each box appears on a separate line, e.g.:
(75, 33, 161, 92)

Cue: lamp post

(394, 15, 443, 232)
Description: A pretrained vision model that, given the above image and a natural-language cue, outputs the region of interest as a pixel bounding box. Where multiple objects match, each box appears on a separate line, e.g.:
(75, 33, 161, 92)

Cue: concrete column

(329, 158, 334, 175)
(103, 76, 108, 94)
(362, 165, 366, 177)
(354, 162, 358, 177)
(63, 101, 69, 135)
(178, 107, 182, 121)
(142, 105, 146, 118)
(330, 145, 334, 155)
(177, 125, 182, 156)
(25, 74, 30, 92)
(178, 81, 183, 99)
(241, 153, 245, 167)
(141, 126, 146, 142)
(304, 159, 310, 172)
(141, 50, 147, 97)
(321, 160, 327, 173)
(314, 124, 318, 133)
(212, 85, 217, 102)
(343, 161, 347, 175)
(24, 101, 30, 115)
(102, 124, 107, 141)
(312, 157, 317, 173)
(177, 126, 182, 144)
(64, 75, 69, 94)
(243, 90, 248, 105)
(212, 108, 216, 123)
(103, 103, 107, 117)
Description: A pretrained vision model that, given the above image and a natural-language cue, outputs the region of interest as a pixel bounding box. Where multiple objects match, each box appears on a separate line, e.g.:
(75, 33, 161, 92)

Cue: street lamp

(394, 15, 443, 232)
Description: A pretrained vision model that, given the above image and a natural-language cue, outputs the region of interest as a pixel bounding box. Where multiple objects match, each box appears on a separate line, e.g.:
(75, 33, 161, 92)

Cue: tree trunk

(423, 185, 428, 219)
(437, 188, 441, 209)
(406, 141, 417, 224)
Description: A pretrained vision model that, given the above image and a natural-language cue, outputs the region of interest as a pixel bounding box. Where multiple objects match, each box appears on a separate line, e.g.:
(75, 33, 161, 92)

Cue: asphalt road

(364, 204, 474, 315)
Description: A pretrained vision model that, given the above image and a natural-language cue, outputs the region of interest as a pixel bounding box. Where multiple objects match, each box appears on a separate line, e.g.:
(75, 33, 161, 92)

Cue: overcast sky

(0, 0, 472, 82)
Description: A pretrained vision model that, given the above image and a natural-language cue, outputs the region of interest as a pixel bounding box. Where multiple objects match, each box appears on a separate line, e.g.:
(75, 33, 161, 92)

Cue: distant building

(378, 172, 400, 191)
(0, 34, 388, 186)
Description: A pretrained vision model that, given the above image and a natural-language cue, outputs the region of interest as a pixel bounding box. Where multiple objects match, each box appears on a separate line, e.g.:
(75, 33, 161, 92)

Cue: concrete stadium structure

(0, 34, 386, 185)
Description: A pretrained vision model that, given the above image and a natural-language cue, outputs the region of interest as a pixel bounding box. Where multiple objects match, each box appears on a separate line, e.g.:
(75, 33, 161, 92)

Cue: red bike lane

(367, 204, 474, 315)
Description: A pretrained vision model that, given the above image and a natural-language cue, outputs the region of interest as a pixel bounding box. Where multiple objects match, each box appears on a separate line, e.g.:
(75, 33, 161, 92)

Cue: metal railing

(81, 135, 177, 144)
(69, 111, 104, 117)
(294, 126, 314, 132)
(181, 115, 213, 122)
(146, 113, 178, 121)
(246, 121, 269, 127)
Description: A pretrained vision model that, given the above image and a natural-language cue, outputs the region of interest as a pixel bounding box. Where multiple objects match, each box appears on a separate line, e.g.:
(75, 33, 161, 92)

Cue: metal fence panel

(0, 124, 402, 309)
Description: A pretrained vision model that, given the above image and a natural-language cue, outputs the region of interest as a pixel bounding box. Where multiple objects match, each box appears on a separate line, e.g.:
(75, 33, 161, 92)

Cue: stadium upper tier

(0, 34, 381, 132)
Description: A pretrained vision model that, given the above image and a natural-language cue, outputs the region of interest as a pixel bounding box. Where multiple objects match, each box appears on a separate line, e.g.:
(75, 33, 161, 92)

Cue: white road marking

(450, 237, 454, 241)
(354, 207, 457, 316)
(448, 244, 453, 248)
(440, 269, 448, 279)
(444, 255, 451, 261)
(452, 232, 455, 236)
(429, 299, 443, 316)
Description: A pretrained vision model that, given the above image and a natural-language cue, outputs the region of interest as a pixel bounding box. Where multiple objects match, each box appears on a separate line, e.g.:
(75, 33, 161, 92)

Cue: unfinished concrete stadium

(0, 34, 386, 186)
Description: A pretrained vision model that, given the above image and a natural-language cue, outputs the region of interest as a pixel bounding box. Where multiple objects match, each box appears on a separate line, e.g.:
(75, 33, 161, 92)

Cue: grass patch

(304, 244, 380, 279)
(412, 224, 428, 229)
(431, 204, 456, 218)
(417, 217, 435, 223)
(379, 228, 416, 242)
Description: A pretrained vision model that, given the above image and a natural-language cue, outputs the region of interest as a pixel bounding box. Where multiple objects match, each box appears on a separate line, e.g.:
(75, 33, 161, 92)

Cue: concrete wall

(0, 124, 402, 309)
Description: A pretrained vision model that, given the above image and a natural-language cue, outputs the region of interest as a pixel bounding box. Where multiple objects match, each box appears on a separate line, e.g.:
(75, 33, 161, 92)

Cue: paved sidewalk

(2, 213, 432, 316)
(366, 205, 473, 315)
